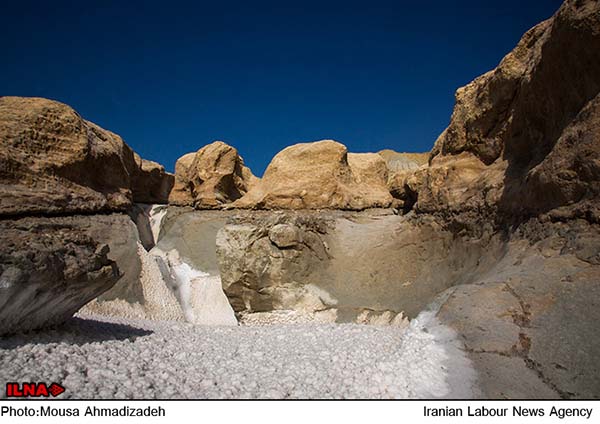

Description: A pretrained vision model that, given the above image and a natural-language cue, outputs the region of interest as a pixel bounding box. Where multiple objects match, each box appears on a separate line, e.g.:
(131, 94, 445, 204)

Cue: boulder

(0, 216, 120, 335)
(233, 140, 392, 210)
(0, 96, 173, 216)
(168, 141, 258, 208)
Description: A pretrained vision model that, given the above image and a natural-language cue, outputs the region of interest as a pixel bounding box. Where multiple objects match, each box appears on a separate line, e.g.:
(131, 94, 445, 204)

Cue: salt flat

(0, 312, 476, 399)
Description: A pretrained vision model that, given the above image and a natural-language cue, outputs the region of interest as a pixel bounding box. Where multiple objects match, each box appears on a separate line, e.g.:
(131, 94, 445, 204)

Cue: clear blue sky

(1, 0, 562, 175)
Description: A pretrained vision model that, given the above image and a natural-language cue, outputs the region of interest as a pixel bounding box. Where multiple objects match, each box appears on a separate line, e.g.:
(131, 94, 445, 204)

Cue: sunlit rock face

(0, 97, 175, 333)
(418, 0, 600, 227)
(0, 97, 172, 216)
(233, 140, 392, 210)
(169, 141, 258, 209)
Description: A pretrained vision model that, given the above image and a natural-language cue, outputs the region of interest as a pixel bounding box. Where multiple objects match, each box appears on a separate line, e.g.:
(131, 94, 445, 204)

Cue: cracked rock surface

(436, 220, 600, 399)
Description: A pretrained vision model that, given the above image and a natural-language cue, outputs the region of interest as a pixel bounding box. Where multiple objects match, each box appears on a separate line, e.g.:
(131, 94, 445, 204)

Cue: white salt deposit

(0, 307, 478, 399)
(159, 249, 237, 326)
(81, 243, 185, 321)
(148, 204, 168, 243)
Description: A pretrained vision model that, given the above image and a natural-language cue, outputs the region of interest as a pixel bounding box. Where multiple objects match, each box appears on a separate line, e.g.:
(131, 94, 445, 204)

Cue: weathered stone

(0, 216, 120, 335)
(377, 150, 429, 172)
(435, 221, 600, 399)
(215, 210, 499, 319)
(0, 96, 173, 216)
(168, 141, 258, 208)
(234, 140, 392, 210)
(420, 0, 600, 227)
(131, 154, 174, 204)
(268, 224, 301, 248)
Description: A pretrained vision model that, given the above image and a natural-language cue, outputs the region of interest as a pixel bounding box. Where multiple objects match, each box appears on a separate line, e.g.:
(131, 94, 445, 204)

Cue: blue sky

(1, 0, 562, 175)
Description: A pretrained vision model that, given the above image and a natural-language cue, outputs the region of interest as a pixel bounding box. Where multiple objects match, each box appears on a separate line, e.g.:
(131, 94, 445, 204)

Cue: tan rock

(0, 96, 173, 215)
(377, 150, 429, 172)
(131, 154, 174, 204)
(168, 141, 257, 208)
(418, 0, 600, 224)
(234, 140, 392, 210)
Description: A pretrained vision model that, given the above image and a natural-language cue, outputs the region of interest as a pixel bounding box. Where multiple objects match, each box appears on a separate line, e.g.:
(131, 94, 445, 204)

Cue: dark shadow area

(497, 8, 600, 228)
(0, 316, 153, 349)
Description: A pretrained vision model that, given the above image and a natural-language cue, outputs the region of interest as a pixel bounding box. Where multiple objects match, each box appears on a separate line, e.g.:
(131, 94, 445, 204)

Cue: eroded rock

(168, 141, 258, 209)
(0, 216, 120, 335)
(420, 0, 600, 227)
(233, 140, 392, 210)
(0, 96, 173, 216)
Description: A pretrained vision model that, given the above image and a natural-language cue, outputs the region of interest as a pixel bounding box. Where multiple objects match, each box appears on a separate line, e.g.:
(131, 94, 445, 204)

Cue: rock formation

(0, 97, 172, 216)
(131, 154, 174, 204)
(1, 0, 599, 400)
(214, 209, 493, 322)
(234, 140, 392, 210)
(169, 141, 258, 208)
(0, 96, 175, 334)
(377, 150, 428, 172)
(0, 216, 119, 334)
(407, 0, 600, 398)
(419, 0, 600, 227)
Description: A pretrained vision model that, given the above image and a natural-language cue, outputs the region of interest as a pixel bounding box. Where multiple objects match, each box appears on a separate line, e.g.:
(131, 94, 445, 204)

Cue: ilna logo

(5, 382, 65, 398)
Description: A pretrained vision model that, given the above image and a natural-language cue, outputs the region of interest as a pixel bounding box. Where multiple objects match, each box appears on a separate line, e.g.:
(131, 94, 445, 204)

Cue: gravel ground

(0, 311, 477, 399)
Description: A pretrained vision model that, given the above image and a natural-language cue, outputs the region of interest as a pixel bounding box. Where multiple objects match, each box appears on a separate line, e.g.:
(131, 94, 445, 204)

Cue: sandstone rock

(0, 97, 134, 215)
(435, 220, 600, 399)
(0, 96, 173, 216)
(421, 0, 600, 226)
(268, 223, 301, 248)
(131, 154, 174, 204)
(0, 216, 120, 335)
(377, 150, 429, 172)
(234, 140, 392, 210)
(507, 93, 600, 220)
(168, 141, 258, 208)
(387, 166, 428, 212)
(214, 209, 499, 319)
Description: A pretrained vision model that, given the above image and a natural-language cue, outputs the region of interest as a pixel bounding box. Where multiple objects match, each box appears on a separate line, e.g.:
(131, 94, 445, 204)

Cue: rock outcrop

(0, 97, 175, 333)
(168, 141, 258, 209)
(377, 150, 428, 172)
(405, 0, 600, 398)
(131, 154, 174, 204)
(0, 96, 172, 216)
(0, 216, 120, 334)
(377, 150, 429, 211)
(419, 0, 600, 226)
(214, 209, 496, 321)
(233, 140, 392, 210)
